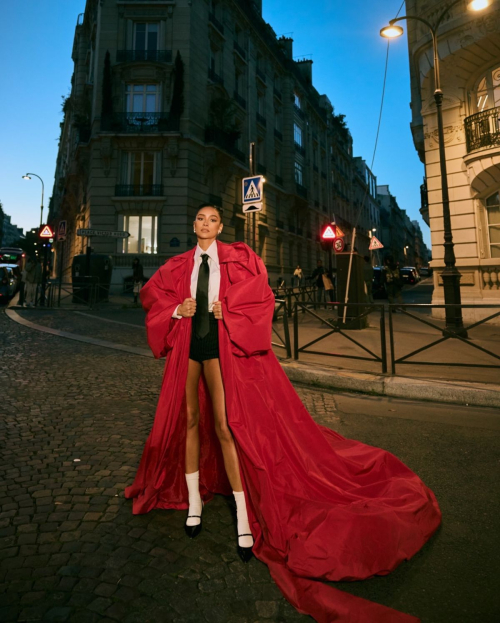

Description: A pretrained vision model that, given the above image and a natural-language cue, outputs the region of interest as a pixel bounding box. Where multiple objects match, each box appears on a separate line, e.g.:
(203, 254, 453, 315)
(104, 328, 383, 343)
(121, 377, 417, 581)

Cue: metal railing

(272, 299, 291, 358)
(45, 278, 111, 310)
(116, 50, 172, 63)
(292, 302, 387, 373)
(114, 184, 164, 197)
(464, 106, 500, 153)
(101, 112, 177, 133)
(388, 304, 500, 374)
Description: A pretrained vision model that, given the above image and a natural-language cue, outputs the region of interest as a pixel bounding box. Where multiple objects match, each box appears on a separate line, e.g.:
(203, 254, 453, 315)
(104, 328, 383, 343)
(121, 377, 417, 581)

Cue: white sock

(185, 471, 202, 527)
(233, 490, 254, 548)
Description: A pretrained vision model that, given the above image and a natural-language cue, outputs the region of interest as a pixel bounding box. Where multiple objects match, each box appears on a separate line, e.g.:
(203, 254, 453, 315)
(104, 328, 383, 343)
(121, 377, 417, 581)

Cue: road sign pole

(249, 142, 256, 253)
(58, 239, 64, 307)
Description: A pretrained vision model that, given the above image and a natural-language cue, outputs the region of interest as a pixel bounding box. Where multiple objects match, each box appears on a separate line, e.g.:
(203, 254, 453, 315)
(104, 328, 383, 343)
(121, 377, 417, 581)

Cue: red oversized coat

(125, 241, 441, 623)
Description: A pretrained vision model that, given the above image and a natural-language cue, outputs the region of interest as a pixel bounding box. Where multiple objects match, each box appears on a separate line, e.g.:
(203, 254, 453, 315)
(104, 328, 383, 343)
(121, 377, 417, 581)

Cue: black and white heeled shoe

(184, 501, 204, 539)
(237, 534, 254, 563)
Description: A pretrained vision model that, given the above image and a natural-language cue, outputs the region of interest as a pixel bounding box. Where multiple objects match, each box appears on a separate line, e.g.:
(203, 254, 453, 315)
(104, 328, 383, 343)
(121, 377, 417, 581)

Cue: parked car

(372, 266, 387, 299)
(0, 265, 18, 304)
(419, 266, 432, 277)
(399, 267, 417, 285)
(402, 266, 421, 282)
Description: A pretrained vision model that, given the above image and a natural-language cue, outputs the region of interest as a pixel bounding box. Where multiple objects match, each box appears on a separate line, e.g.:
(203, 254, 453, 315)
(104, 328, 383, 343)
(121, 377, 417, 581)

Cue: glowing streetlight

(22, 173, 45, 228)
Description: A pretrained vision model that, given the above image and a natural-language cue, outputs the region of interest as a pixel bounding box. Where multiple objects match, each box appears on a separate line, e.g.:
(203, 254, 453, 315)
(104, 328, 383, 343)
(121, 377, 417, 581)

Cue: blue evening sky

(0, 1, 429, 246)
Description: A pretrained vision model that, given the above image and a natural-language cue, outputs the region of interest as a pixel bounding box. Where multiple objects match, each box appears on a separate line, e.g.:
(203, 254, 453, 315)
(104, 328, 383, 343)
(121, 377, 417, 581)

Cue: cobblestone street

(1, 310, 499, 622)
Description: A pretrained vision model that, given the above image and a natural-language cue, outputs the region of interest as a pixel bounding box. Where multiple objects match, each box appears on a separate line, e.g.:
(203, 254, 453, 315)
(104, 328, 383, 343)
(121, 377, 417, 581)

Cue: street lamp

(380, 0, 492, 336)
(22, 173, 45, 228)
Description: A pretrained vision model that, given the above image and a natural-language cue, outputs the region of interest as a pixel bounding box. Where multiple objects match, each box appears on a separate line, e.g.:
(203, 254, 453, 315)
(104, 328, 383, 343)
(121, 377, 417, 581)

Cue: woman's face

(194, 207, 222, 241)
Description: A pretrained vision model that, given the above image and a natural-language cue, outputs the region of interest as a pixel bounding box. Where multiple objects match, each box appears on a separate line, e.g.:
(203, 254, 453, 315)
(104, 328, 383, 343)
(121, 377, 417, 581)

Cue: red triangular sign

(39, 225, 54, 238)
(369, 235, 384, 251)
(322, 225, 336, 240)
(335, 225, 345, 238)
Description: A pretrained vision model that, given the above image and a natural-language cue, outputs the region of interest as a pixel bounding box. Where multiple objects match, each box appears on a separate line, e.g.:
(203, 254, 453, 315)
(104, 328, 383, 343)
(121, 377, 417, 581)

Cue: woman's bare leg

(185, 358, 202, 474)
(202, 358, 242, 491)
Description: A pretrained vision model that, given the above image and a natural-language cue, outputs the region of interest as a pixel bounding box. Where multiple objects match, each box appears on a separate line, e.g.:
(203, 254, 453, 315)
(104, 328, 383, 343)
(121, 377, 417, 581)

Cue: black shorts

(189, 312, 219, 363)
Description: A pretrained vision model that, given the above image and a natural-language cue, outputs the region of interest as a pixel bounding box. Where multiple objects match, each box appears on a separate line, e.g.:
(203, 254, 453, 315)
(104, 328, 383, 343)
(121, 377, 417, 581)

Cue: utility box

(71, 253, 113, 303)
(335, 252, 367, 330)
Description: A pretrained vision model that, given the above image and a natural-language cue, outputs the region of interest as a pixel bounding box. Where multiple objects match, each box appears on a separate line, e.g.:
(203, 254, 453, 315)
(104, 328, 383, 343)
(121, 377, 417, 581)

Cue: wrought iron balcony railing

(233, 40, 246, 60)
(116, 50, 172, 63)
(464, 107, 500, 153)
(294, 103, 305, 119)
(102, 112, 178, 133)
(294, 142, 306, 156)
(209, 12, 224, 34)
(296, 183, 308, 199)
(205, 126, 241, 160)
(115, 184, 164, 197)
(234, 91, 246, 109)
(256, 112, 267, 127)
(208, 67, 224, 85)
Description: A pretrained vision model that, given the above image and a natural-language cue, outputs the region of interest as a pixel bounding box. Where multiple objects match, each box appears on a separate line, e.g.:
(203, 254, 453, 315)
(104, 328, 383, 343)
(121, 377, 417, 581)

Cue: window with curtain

(485, 191, 500, 258)
(474, 65, 500, 112)
(122, 215, 158, 254)
(125, 84, 159, 113)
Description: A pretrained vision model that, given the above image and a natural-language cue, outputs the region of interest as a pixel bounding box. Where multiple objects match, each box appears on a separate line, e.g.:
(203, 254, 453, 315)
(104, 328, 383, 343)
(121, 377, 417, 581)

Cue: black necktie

(195, 254, 210, 338)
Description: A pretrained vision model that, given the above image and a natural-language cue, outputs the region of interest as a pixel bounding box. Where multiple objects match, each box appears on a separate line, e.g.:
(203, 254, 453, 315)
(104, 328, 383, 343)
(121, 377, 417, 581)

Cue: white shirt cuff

(172, 305, 182, 319)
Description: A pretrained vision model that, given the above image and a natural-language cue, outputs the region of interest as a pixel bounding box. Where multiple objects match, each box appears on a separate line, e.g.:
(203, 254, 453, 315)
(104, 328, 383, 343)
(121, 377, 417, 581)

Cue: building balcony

(275, 174, 283, 186)
(115, 184, 164, 197)
(234, 91, 246, 110)
(296, 183, 308, 199)
(464, 107, 500, 153)
(209, 12, 224, 35)
(208, 67, 224, 85)
(233, 40, 246, 60)
(294, 103, 305, 119)
(294, 142, 306, 156)
(257, 163, 267, 175)
(256, 112, 267, 127)
(274, 128, 283, 141)
(102, 112, 178, 133)
(256, 67, 266, 83)
(116, 49, 172, 63)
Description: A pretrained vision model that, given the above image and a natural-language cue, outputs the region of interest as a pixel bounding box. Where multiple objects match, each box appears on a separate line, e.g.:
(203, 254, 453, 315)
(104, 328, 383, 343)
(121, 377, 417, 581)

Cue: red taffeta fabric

(125, 241, 441, 623)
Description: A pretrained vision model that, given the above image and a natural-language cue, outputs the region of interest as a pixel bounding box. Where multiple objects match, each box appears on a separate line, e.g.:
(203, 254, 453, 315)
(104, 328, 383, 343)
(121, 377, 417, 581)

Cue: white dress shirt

(172, 240, 221, 318)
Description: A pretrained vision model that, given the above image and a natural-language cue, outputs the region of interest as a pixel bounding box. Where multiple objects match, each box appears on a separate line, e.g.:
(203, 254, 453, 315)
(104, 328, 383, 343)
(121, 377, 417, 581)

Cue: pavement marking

(75, 310, 146, 329)
(5, 309, 153, 358)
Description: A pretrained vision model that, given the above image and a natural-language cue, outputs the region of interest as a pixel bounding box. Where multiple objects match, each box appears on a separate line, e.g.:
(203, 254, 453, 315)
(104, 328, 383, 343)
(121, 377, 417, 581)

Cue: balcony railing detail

(295, 142, 306, 156)
(256, 112, 267, 127)
(274, 128, 283, 141)
(205, 126, 240, 159)
(294, 103, 305, 119)
(234, 91, 246, 109)
(116, 49, 172, 63)
(208, 67, 224, 85)
(233, 40, 246, 60)
(102, 112, 177, 133)
(464, 107, 500, 153)
(115, 184, 164, 197)
(209, 12, 224, 34)
(296, 183, 308, 199)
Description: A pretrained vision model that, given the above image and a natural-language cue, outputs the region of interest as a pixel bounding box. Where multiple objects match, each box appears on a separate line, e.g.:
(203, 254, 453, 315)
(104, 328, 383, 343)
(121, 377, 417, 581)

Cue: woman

(126, 204, 441, 623)
(293, 264, 303, 287)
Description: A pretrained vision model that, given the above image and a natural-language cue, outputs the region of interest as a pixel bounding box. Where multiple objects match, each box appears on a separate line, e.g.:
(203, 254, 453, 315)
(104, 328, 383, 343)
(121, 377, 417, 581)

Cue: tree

(169, 51, 185, 126)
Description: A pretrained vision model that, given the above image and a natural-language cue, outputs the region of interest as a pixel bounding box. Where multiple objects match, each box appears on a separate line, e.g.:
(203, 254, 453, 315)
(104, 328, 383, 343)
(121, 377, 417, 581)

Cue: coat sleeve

(140, 263, 183, 359)
(222, 256, 275, 357)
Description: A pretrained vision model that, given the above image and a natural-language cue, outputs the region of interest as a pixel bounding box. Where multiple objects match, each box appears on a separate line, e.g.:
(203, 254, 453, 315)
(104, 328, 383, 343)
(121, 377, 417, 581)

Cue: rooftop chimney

(278, 36, 293, 60)
(296, 59, 313, 84)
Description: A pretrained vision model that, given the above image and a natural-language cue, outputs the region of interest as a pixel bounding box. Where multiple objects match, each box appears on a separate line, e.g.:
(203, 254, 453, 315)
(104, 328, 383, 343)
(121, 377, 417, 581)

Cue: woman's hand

(213, 301, 223, 320)
(178, 297, 196, 317)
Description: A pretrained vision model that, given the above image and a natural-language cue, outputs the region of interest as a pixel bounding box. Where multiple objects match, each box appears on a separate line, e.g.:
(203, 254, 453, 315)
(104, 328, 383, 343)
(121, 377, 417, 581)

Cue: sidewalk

(6, 302, 500, 409)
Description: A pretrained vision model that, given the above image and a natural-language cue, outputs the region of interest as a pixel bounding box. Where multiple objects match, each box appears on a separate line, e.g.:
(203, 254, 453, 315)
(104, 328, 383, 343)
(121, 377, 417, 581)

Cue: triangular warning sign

(39, 225, 54, 238)
(369, 235, 384, 251)
(322, 225, 336, 240)
(335, 225, 345, 238)
(245, 181, 260, 201)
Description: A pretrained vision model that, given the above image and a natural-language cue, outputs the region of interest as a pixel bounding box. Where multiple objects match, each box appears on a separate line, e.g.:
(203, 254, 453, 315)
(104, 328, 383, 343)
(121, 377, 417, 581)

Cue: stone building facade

(406, 0, 500, 318)
(49, 0, 382, 290)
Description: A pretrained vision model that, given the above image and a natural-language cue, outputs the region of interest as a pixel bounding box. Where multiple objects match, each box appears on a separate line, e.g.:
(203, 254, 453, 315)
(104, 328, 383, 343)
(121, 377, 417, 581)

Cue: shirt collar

(195, 240, 219, 267)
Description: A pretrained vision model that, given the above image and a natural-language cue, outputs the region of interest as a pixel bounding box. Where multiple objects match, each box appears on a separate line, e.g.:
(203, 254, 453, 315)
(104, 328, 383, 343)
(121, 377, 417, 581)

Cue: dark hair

(197, 203, 224, 220)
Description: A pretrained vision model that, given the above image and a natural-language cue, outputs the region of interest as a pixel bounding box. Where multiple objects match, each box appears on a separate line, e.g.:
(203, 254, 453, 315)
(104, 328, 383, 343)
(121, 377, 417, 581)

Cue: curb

(280, 361, 500, 409)
(6, 309, 500, 408)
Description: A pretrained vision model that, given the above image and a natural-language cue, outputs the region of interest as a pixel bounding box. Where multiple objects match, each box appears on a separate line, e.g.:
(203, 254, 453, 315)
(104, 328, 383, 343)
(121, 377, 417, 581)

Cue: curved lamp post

(22, 173, 45, 228)
(380, 0, 492, 335)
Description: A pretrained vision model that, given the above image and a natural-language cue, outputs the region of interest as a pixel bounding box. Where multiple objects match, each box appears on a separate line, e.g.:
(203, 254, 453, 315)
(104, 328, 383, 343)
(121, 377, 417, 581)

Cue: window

(134, 23, 158, 53)
(294, 123, 303, 146)
(257, 92, 265, 116)
(294, 92, 301, 109)
(295, 161, 303, 185)
(122, 152, 161, 190)
(485, 191, 500, 257)
(122, 215, 158, 254)
(126, 84, 158, 113)
(474, 65, 500, 112)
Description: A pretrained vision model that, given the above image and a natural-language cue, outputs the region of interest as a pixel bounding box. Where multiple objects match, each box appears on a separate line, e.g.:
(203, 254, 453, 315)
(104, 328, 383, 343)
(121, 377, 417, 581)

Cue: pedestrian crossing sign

(39, 225, 54, 238)
(242, 175, 264, 204)
(369, 235, 384, 251)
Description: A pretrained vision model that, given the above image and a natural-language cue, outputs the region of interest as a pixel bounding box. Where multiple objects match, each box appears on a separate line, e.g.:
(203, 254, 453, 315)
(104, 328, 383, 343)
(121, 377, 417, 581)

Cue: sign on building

(369, 236, 384, 251)
(57, 220, 67, 241)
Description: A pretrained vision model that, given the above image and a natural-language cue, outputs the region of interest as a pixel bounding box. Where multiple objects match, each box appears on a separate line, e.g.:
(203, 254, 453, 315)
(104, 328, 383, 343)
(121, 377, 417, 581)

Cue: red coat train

(125, 241, 441, 623)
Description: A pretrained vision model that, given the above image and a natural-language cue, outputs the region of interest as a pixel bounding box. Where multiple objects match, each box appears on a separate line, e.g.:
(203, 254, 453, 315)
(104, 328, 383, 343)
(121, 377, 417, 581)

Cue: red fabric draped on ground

(125, 241, 441, 623)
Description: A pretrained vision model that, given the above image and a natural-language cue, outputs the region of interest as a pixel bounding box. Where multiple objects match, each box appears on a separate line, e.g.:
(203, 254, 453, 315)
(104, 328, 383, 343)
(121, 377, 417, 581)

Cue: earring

(218, 230, 222, 234)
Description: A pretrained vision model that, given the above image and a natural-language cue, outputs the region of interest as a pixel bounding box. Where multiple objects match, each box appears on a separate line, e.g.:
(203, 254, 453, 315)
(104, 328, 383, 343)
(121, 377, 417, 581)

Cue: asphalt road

(1, 309, 499, 623)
